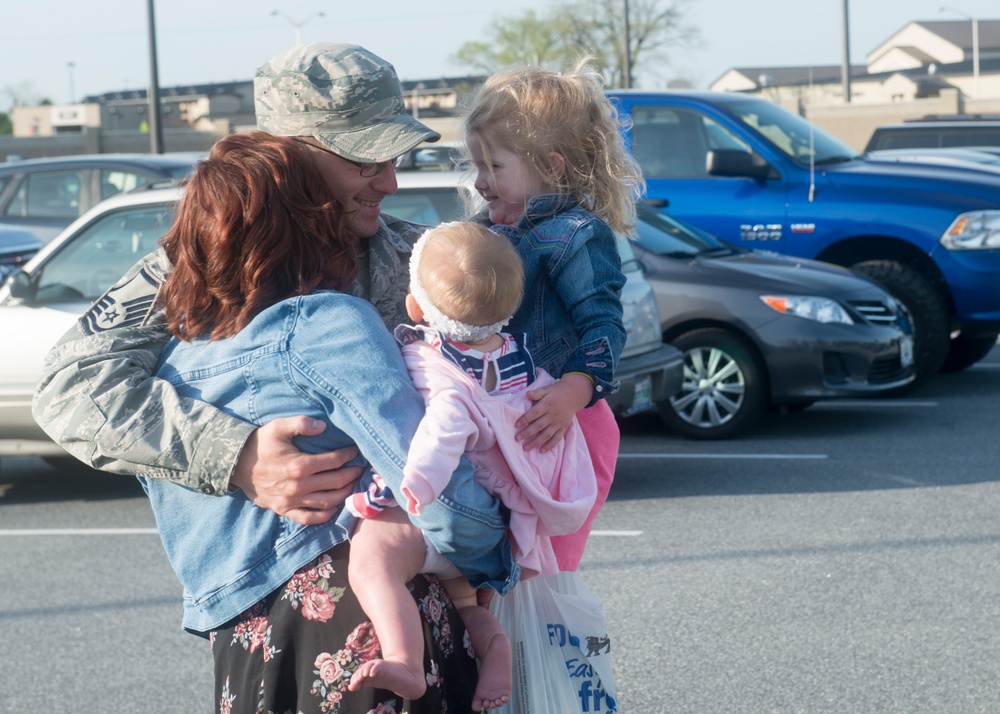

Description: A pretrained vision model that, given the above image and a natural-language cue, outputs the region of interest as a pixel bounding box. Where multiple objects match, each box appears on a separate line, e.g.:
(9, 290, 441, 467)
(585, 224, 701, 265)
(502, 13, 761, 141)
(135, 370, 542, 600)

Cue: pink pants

(550, 400, 619, 571)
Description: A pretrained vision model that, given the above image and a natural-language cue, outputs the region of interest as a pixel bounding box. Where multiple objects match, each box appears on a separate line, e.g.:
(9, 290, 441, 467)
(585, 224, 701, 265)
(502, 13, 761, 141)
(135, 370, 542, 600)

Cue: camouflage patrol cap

(255, 43, 440, 163)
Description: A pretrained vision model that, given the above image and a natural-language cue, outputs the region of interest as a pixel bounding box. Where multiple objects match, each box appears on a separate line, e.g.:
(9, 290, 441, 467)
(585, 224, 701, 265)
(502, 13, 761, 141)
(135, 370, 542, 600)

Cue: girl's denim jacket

(147, 292, 516, 635)
(490, 194, 626, 405)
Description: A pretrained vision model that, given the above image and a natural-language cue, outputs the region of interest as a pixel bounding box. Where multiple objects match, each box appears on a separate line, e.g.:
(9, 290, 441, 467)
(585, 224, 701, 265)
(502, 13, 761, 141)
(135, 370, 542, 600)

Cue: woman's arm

(32, 249, 363, 521)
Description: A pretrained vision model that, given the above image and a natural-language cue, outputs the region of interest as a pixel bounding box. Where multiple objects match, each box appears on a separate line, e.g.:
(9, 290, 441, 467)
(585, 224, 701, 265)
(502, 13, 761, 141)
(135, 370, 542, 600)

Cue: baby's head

(408, 221, 524, 342)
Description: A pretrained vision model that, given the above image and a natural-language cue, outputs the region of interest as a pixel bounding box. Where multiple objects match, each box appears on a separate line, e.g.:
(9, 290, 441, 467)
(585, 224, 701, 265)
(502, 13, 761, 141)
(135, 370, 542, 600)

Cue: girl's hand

(515, 373, 593, 452)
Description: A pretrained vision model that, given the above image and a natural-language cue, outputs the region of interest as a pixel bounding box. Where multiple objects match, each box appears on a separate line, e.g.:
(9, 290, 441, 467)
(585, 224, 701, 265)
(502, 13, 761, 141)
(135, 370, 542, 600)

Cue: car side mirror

(707, 149, 776, 180)
(7, 269, 37, 302)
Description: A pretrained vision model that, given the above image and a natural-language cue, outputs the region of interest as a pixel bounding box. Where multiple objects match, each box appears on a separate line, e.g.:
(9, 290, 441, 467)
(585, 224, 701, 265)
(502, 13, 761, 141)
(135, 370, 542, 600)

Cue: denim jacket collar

(513, 193, 582, 230)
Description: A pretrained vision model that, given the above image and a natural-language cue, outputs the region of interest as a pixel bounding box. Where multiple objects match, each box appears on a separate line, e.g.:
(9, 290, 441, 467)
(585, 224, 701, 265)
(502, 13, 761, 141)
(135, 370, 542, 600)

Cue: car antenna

(808, 66, 816, 203)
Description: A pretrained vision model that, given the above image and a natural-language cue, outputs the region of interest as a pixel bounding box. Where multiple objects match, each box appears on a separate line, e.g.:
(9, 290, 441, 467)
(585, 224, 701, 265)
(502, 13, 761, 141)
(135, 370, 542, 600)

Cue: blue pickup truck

(608, 90, 1000, 381)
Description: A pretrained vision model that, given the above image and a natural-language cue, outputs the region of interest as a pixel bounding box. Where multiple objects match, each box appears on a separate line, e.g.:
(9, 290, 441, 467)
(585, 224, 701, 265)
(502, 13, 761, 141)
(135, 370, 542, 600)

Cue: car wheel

(657, 328, 768, 439)
(850, 260, 950, 383)
(939, 332, 999, 373)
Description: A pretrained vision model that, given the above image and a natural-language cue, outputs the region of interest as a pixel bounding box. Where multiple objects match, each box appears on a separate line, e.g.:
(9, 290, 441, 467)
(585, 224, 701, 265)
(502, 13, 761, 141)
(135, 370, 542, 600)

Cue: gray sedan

(633, 202, 914, 438)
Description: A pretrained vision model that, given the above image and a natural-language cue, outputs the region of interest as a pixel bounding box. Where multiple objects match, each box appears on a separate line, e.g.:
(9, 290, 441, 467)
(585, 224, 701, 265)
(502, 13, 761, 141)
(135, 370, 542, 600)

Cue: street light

(940, 6, 980, 99)
(271, 10, 325, 45)
(67, 61, 76, 104)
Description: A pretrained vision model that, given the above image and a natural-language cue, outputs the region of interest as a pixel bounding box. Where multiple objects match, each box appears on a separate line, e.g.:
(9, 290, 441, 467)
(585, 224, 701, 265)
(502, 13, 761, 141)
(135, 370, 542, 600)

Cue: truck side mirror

(707, 149, 775, 180)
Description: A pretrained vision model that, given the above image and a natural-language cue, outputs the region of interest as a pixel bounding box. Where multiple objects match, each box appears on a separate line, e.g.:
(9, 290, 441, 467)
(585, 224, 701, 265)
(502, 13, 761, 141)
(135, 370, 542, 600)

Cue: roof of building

(911, 19, 1000, 52)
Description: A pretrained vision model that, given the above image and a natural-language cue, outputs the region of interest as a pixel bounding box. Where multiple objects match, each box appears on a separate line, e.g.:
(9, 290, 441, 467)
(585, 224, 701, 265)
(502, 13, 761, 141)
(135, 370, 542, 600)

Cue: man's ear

(405, 293, 424, 323)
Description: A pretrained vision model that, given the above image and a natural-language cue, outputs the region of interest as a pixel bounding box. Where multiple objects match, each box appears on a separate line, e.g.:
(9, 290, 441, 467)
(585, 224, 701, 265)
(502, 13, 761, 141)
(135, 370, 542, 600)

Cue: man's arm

(32, 249, 359, 517)
(31, 249, 253, 493)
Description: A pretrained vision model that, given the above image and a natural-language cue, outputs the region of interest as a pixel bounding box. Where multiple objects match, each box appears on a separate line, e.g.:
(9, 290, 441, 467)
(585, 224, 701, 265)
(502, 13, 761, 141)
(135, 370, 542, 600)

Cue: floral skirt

(210, 542, 478, 714)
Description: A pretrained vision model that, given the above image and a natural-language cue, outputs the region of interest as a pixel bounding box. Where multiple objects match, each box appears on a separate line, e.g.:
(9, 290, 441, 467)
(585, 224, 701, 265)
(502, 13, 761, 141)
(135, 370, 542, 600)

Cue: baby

(347, 220, 597, 710)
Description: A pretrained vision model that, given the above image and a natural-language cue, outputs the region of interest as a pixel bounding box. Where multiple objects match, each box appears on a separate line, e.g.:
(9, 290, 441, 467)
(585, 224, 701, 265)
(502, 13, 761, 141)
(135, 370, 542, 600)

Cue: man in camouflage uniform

(32, 43, 451, 527)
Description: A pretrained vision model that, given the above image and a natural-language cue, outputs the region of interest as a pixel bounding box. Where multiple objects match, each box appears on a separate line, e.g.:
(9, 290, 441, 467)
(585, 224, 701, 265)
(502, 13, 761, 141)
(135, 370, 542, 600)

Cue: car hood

(0, 228, 43, 254)
(646, 246, 883, 297)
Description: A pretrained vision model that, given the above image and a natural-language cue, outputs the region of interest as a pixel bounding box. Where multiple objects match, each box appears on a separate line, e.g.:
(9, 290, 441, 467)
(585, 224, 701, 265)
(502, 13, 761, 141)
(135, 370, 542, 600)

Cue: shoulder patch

(80, 268, 160, 335)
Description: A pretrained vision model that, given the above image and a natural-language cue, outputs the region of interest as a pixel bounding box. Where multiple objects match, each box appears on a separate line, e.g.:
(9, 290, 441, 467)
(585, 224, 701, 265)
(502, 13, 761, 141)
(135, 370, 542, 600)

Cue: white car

(0, 186, 181, 456)
(0, 179, 681, 456)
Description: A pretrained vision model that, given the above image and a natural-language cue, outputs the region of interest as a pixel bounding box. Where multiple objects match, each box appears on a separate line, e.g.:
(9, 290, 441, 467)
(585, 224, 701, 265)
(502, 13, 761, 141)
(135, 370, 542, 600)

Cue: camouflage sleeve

(31, 248, 254, 495)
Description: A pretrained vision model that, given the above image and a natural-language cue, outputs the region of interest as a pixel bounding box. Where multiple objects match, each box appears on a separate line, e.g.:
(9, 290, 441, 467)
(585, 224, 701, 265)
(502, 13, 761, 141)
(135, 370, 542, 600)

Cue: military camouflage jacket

(31, 215, 425, 495)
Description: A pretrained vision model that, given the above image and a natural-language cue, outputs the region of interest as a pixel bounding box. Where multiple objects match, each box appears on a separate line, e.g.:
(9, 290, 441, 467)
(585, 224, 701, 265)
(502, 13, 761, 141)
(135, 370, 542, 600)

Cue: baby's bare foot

(348, 659, 426, 700)
(470, 633, 512, 711)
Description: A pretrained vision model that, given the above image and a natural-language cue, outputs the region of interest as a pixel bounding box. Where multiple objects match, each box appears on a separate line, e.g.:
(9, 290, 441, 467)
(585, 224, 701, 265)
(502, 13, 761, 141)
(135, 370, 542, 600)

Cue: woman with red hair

(145, 131, 511, 713)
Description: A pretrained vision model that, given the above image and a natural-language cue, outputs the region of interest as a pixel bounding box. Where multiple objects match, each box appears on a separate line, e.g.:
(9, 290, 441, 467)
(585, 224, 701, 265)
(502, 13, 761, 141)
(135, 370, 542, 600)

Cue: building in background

(711, 19, 1000, 107)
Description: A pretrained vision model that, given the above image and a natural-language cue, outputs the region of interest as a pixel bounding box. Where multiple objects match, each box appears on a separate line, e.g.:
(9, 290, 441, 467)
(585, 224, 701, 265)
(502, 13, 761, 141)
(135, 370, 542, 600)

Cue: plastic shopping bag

(489, 571, 619, 713)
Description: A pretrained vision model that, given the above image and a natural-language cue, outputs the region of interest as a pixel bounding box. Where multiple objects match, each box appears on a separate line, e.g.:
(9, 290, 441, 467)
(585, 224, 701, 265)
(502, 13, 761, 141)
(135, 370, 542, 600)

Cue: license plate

(630, 374, 654, 414)
(899, 335, 914, 368)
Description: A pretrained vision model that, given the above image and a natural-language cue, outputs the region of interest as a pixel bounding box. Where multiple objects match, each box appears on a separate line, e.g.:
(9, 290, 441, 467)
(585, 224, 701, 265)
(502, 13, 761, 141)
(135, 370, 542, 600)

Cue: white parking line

(590, 530, 643, 537)
(810, 400, 938, 408)
(618, 453, 827, 460)
(971, 363, 1000, 370)
(0, 528, 158, 536)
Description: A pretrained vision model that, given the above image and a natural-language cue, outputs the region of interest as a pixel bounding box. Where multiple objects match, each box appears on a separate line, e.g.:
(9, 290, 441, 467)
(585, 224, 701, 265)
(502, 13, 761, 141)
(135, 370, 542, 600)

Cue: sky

(1, 0, 997, 112)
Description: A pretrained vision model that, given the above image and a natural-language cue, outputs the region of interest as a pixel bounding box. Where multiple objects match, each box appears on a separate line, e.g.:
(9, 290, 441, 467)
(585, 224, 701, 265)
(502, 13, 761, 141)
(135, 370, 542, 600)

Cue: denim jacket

(490, 194, 626, 404)
(147, 291, 516, 634)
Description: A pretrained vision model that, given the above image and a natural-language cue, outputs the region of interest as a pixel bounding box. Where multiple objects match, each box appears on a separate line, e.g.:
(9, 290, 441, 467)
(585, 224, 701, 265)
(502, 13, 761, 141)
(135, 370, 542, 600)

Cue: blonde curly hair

(462, 59, 645, 236)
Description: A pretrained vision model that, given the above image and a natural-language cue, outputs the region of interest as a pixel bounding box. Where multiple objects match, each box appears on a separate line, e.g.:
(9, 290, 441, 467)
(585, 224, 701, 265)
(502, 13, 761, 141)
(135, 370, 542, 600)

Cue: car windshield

(31, 203, 175, 304)
(721, 98, 860, 166)
(633, 202, 730, 257)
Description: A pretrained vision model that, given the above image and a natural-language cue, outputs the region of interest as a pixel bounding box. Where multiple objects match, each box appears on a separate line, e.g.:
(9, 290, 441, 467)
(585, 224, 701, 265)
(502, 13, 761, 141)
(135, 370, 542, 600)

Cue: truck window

(630, 107, 715, 178)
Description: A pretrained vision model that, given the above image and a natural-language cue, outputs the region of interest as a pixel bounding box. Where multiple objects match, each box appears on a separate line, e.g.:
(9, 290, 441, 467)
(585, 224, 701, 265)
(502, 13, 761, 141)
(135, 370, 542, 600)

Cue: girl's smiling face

(466, 132, 551, 226)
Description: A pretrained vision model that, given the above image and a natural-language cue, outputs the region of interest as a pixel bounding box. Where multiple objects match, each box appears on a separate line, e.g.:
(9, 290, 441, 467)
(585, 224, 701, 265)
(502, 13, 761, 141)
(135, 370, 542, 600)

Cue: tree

(451, 0, 698, 88)
(0, 112, 11, 136)
(452, 10, 578, 74)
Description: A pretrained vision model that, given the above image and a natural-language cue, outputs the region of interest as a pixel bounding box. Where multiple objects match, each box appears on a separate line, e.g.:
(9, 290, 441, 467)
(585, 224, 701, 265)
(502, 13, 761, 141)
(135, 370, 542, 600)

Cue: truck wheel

(850, 260, 950, 382)
(940, 333, 999, 373)
(657, 328, 768, 439)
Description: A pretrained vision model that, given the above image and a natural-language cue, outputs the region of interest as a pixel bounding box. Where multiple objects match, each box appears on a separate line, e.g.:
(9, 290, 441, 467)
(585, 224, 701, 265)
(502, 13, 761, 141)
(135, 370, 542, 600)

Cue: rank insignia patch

(80, 268, 159, 335)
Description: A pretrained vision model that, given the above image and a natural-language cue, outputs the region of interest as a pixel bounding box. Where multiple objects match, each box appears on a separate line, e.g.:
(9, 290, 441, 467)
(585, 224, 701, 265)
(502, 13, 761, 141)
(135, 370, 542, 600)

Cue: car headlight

(940, 210, 1000, 250)
(760, 295, 854, 324)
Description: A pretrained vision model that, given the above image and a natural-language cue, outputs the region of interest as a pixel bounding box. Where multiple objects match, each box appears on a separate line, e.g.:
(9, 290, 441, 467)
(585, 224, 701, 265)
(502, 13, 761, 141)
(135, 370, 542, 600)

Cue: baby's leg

(441, 577, 512, 711)
(347, 508, 428, 699)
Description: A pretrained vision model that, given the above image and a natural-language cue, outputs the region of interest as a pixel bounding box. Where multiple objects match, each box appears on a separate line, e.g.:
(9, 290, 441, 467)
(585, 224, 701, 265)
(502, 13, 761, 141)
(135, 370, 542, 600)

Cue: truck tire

(657, 328, 768, 439)
(940, 333, 999, 373)
(850, 260, 950, 382)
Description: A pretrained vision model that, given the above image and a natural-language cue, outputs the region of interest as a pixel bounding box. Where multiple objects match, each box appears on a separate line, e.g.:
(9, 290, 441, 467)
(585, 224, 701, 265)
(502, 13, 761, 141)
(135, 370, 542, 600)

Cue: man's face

(296, 138, 399, 238)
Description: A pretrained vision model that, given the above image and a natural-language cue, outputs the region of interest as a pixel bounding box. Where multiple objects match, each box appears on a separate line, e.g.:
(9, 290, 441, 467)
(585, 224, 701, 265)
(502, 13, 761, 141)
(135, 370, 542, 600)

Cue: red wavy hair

(160, 131, 357, 341)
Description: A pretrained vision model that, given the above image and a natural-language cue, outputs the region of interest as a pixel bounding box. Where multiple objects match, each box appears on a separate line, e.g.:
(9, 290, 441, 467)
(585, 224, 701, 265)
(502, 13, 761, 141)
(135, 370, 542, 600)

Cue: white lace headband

(409, 223, 513, 343)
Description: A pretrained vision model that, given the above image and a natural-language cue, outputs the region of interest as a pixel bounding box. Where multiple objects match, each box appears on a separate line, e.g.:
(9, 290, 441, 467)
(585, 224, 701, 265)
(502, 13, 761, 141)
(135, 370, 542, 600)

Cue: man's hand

(515, 373, 593, 452)
(230, 416, 362, 525)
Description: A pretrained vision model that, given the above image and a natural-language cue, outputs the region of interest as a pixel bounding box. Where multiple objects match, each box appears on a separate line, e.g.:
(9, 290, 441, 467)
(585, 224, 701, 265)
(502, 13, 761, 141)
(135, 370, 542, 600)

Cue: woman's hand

(514, 373, 593, 453)
(230, 416, 362, 525)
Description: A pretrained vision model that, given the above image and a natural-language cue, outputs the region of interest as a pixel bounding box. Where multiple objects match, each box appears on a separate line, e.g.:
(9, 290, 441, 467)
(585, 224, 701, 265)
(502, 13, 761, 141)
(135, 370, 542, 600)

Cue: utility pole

(623, 0, 632, 89)
(146, 0, 165, 154)
(841, 0, 852, 103)
(941, 7, 980, 99)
